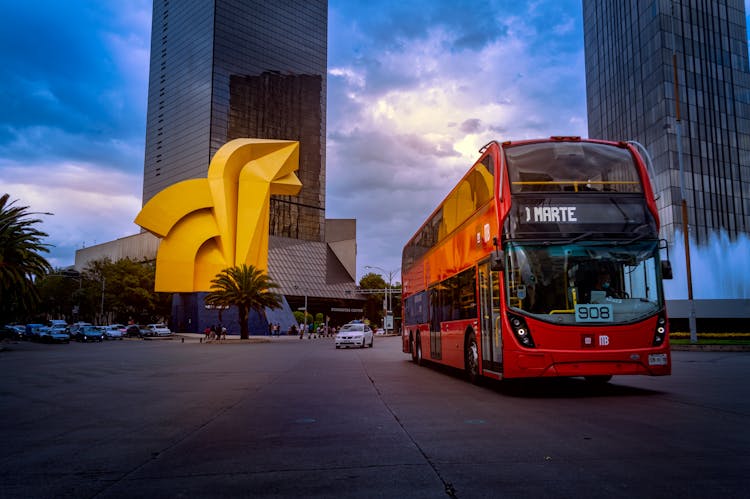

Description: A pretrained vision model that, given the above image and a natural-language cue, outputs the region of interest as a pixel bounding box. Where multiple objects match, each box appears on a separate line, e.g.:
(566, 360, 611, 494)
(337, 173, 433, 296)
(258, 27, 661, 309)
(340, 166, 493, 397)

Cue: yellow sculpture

(134, 139, 301, 292)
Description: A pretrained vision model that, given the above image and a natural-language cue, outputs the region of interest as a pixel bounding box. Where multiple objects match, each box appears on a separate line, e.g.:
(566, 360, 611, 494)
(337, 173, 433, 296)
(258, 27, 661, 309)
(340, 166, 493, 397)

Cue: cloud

(0, 1, 150, 267)
(1, 0, 592, 279)
(327, 0, 588, 276)
(0, 1, 150, 169)
(0, 160, 143, 268)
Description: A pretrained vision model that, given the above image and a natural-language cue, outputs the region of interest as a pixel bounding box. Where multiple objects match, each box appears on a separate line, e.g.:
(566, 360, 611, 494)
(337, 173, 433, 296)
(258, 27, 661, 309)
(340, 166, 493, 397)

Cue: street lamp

(670, 0, 697, 343)
(100, 276, 106, 324)
(49, 270, 82, 319)
(364, 265, 400, 332)
(293, 285, 308, 330)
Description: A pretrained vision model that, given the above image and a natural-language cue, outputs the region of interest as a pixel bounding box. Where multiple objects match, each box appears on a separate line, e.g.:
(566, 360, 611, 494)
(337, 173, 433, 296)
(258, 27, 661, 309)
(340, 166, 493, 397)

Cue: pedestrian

(203, 326, 211, 341)
(221, 325, 227, 340)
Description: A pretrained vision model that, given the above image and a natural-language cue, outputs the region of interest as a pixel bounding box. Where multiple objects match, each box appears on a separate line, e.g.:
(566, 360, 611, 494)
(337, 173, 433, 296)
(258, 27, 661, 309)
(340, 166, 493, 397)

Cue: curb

(670, 344, 750, 352)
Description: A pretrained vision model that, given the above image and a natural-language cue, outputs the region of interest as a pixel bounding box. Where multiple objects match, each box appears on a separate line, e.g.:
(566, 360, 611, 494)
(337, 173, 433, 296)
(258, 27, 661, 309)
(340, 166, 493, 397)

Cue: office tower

(143, 0, 327, 241)
(583, 0, 750, 245)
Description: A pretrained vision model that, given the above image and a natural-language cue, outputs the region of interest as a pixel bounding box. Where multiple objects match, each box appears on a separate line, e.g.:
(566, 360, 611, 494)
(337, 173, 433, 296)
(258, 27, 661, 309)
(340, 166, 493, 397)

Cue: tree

(205, 264, 282, 339)
(36, 268, 81, 321)
(0, 193, 52, 323)
(293, 310, 311, 325)
(293, 310, 304, 324)
(36, 259, 171, 325)
(359, 272, 387, 324)
(80, 258, 170, 325)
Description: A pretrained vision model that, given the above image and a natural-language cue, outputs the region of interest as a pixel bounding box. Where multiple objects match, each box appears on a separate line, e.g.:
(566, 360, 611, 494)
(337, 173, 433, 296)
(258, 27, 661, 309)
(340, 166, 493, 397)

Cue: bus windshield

(505, 240, 663, 325)
(506, 141, 642, 193)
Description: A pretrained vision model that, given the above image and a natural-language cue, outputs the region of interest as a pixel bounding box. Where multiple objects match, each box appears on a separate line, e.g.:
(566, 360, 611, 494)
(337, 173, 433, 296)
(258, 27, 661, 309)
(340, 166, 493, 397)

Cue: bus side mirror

(661, 260, 673, 280)
(491, 249, 505, 271)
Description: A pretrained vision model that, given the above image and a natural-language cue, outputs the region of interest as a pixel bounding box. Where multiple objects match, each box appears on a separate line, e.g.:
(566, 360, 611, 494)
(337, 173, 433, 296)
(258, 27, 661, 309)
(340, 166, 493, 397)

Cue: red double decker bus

(401, 137, 671, 383)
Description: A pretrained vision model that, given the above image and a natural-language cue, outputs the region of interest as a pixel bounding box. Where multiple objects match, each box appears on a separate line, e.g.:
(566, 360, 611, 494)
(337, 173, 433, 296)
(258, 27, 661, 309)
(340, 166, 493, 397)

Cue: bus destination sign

(507, 196, 654, 237)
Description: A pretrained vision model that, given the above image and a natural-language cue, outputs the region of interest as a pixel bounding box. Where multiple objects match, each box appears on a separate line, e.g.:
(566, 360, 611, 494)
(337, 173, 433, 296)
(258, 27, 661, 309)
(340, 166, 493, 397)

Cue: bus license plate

(648, 353, 668, 366)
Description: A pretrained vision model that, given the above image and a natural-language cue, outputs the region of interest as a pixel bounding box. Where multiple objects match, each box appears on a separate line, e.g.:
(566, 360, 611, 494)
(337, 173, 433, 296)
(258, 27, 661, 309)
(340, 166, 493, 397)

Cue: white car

(335, 322, 374, 349)
(145, 324, 171, 337)
(102, 324, 125, 340)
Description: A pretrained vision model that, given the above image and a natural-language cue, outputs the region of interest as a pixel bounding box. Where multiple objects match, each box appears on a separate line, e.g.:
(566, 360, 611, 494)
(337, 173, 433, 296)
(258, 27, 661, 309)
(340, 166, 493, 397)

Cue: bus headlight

(653, 315, 668, 346)
(508, 313, 535, 348)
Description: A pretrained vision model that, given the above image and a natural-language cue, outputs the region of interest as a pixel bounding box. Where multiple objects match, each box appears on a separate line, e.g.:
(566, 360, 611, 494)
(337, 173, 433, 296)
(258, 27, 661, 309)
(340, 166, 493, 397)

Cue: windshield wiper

(615, 224, 652, 245)
(609, 197, 636, 223)
(544, 232, 596, 245)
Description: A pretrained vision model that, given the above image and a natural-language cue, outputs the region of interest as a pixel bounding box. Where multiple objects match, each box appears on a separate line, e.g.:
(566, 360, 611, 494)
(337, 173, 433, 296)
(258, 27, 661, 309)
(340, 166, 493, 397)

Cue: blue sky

(1, 1, 749, 285)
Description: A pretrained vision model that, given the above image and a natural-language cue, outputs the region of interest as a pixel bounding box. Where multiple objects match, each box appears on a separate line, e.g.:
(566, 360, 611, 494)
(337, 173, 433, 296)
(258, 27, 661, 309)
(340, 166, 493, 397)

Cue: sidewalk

(174, 333, 301, 343)
(165, 334, 750, 351)
(172, 332, 400, 344)
(670, 343, 750, 352)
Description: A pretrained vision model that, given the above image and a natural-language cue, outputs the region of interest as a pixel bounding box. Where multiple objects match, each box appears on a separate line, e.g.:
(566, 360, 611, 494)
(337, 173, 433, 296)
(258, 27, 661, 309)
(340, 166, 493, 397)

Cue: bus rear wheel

(414, 333, 423, 365)
(465, 332, 479, 384)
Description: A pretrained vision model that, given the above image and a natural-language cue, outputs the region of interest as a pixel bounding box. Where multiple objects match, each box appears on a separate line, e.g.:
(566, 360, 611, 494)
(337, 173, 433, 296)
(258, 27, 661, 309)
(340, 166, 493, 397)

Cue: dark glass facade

(143, 0, 327, 241)
(583, 0, 750, 244)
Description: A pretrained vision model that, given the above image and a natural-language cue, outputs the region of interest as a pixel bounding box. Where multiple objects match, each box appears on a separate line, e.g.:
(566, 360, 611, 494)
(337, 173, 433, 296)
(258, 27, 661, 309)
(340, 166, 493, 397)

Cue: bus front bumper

(505, 348, 671, 378)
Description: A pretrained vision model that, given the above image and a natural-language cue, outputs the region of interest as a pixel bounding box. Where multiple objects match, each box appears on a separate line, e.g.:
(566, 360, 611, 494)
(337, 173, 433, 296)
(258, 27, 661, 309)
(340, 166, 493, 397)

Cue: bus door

(428, 286, 442, 359)
(479, 261, 503, 372)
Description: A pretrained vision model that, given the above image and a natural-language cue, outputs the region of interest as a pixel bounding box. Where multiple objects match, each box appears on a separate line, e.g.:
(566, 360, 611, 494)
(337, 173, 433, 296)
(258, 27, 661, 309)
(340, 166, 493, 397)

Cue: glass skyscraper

(583, 0, 750, 245)
(143, 0, 327, 241)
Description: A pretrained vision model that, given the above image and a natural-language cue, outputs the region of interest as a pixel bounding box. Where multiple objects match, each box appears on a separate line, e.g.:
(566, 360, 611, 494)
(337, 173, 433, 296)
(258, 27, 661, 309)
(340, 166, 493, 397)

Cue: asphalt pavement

(1, 334, 748, 498)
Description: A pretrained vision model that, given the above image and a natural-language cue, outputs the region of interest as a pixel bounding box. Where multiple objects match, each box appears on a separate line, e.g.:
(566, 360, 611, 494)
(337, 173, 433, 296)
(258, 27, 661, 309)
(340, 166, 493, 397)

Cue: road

(1, 335, 748, 498)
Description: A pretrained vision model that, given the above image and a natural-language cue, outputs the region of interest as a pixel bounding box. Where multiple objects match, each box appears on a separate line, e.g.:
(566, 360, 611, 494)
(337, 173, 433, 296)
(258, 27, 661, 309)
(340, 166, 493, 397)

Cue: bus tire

(415, 333, 423, 365)
(465, 331, 479, 384)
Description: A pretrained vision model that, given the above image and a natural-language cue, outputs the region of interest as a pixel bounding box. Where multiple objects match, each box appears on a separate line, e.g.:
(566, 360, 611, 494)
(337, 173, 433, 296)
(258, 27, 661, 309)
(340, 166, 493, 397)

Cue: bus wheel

(414, 333, 423, 365)
(584, 375, 612, 384)
(465, 332, 479, 384)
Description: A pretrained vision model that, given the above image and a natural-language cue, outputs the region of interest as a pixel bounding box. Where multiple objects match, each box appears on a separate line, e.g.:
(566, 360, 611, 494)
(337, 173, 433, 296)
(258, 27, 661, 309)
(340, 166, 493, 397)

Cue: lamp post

(100, 276, 106, 324)
(293, 285, 308, 331)
(671, 0, 697, 343)
(49, 270, 82, 319)
(364, 265, 400, 332)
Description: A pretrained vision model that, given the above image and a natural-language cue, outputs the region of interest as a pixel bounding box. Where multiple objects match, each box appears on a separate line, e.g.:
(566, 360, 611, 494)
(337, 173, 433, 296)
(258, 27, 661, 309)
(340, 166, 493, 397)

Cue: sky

(1, 1, 749, 286)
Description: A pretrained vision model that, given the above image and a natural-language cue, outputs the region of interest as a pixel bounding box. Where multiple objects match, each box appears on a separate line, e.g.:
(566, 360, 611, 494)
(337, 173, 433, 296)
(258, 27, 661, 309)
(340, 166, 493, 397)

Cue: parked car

(1, 324, 24, 340)
(124, 324, 143, 338)
(1, 325, 23, 340)
(144, 324, 171, 337)
(39, 326, 70, 343)
(73, 325, 104, 342)
(102, 324, 125, 340)
(335, 322, 374, 349)
(48, 319, 68, 329)
(24, 323, 46, 341)
(68, 322, 92, 335)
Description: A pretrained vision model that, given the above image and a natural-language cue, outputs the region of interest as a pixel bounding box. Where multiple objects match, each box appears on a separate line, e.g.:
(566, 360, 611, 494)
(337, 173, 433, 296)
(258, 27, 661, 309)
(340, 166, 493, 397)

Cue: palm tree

(0, 193, 53, 322)
(205, 264, 282, 339)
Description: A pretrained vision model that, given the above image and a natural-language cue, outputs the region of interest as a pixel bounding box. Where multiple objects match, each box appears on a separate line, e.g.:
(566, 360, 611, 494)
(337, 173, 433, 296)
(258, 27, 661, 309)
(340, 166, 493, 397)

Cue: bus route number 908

(575, 304, 613, 323)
